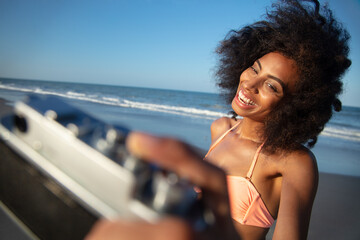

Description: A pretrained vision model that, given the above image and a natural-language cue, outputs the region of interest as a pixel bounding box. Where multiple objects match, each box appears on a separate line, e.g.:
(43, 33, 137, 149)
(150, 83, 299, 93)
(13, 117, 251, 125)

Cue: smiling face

(232, 52, 299, 122)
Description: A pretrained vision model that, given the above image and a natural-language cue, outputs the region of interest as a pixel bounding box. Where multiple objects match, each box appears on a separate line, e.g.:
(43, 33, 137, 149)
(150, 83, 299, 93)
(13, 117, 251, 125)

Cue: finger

(126, 132, 232, 218)
(125, 132, 239, 239)
(126, 132, 227, 196)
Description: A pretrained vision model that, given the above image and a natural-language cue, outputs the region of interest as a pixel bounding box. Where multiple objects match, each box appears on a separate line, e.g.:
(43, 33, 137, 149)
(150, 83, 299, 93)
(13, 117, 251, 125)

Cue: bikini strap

(246, 142, 265, 179)
(204, 121, 241, 159)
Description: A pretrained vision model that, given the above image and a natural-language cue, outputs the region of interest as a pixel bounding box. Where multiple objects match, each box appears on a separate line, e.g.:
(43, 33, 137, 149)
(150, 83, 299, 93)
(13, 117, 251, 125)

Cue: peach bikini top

(204, 122, 275, 228)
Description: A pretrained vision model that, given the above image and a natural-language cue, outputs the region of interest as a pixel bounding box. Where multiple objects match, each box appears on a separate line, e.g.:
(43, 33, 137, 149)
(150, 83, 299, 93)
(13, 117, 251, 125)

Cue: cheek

(260, 93, 282, 108)
(237, 72, 246, 89)
(239, 70, 248, 81)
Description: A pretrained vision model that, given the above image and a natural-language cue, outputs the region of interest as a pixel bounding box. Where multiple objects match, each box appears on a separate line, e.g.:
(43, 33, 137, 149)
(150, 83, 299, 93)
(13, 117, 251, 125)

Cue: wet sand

(265, 173, 360, 240)
(308, 172, 360, 239)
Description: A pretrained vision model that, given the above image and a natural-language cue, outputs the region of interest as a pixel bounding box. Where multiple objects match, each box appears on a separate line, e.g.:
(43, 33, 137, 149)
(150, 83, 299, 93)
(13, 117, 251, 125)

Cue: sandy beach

(309, 173, 360, 239)
(1, 97, 360, 239)
(266, 172, 360, 240)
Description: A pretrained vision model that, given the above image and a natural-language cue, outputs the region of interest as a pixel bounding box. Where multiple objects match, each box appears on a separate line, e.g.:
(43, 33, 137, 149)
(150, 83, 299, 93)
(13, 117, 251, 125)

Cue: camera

(0, 95, 211, 239)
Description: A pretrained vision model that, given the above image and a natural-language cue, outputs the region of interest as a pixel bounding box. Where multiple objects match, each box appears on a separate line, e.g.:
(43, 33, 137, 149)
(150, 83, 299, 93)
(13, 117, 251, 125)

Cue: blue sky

(0, 0, 359, 107)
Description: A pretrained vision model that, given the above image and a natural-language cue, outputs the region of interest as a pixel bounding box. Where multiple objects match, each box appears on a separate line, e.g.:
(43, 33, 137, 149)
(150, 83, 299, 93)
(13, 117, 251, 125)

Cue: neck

(235, 117, 265, 144)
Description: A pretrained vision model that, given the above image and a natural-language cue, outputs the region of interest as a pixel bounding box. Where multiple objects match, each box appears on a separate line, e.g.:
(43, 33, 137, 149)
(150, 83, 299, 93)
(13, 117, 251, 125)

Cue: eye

(266, 82, 278, 93)
(250, 66, 258, 74)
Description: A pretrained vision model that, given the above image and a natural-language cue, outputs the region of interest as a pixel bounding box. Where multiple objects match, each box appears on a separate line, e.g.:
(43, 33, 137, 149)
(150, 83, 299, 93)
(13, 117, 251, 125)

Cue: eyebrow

(256, 60, 262, 70)
(256, 60, 286, 89)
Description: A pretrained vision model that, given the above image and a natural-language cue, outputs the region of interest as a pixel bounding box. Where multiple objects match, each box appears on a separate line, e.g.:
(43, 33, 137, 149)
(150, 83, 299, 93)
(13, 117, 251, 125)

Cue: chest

(205, 134, 283, 218)
(205, 133, 266, 176)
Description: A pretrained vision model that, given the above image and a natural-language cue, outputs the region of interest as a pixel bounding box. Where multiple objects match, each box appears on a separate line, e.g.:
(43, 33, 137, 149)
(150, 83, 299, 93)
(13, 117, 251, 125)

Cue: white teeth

(238, 91, 255, 106)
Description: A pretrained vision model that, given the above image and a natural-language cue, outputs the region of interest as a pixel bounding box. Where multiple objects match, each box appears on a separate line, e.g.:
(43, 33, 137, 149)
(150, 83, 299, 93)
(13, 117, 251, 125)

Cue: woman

(204, 0, 351, 238)
(86, 0, 351, 239)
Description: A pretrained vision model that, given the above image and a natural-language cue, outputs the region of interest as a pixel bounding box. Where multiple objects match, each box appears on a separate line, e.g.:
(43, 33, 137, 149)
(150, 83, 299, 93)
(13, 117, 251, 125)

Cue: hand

(85, 132, 240, 240)
(85, 217, 192, 240)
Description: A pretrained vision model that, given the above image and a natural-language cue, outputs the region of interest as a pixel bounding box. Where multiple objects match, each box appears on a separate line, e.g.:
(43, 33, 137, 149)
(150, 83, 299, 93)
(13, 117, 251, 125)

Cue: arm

(86, 132, 241, 240)
(273, 151, 318, 240)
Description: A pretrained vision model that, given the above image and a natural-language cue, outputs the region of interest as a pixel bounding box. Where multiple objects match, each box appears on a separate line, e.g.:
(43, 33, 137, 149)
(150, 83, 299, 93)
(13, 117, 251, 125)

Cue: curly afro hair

(215, 0, 351, 152)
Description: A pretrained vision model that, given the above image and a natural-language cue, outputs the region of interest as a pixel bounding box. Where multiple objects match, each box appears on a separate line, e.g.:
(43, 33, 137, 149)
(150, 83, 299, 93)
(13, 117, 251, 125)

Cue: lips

(237, 89, 256, 106)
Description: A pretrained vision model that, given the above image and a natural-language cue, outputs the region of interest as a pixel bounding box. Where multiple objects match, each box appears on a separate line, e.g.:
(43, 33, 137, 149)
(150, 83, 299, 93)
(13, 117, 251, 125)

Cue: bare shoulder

(210, 117, 239, 142)
(211, 117, 232, 129)
(280, 146, 319, 195)
(282, 147, 317, 174)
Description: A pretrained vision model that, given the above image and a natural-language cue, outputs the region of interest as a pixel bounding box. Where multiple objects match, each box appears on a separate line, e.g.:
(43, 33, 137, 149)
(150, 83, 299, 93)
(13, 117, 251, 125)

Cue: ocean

(1, 78, 359, 176)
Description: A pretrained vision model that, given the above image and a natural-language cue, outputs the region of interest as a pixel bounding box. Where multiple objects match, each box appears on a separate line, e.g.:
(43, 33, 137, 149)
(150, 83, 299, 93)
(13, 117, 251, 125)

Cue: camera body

(0, 95, 208, 239)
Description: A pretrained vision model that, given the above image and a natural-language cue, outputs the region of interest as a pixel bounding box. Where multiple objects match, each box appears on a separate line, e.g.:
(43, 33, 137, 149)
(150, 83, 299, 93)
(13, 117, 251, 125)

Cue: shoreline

(312, 140, 360, 177)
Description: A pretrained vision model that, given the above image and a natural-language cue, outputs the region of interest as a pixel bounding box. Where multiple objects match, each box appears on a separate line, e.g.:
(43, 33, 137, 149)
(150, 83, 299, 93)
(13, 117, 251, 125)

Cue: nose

(242, 78, 260, 94)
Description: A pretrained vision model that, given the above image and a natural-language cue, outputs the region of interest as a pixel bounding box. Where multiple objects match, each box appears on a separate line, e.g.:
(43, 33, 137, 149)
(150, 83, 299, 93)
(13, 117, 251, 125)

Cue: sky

(0, 0, 359, 107)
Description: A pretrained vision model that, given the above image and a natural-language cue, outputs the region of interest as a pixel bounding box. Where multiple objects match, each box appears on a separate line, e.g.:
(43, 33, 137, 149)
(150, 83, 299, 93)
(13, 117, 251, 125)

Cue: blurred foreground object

(0, 95, 209, 240)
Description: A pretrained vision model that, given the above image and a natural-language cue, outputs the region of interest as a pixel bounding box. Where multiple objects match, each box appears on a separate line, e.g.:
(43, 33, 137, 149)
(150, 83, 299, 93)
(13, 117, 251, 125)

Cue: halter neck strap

(204, 121, 241, 159)
(204, 121, 265, 180)
(246, 142, 265, 179)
